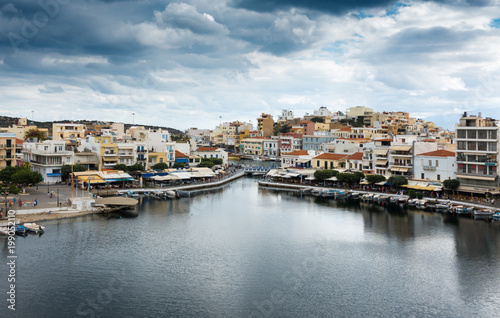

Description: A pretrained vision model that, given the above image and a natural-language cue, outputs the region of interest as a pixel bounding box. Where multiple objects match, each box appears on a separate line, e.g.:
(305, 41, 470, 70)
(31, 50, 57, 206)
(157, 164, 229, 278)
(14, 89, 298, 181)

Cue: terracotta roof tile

(313, 153, 349, 160)
(417, 149, 455, 157)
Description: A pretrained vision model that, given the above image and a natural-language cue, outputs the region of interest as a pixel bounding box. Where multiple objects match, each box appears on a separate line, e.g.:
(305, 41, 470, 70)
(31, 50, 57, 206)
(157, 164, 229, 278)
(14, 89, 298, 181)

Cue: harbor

(3, 177, 500, 318)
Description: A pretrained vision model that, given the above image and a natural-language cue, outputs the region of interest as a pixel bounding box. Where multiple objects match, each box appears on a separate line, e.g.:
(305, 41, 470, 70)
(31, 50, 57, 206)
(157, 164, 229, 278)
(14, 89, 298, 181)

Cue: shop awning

(169, 172, 193, 179)
(296, 159, 311, 163)
(376, 159, 388, 165)
(390, 145, 412, 151)
(457, 186, 495, 194)
(457, 174, 496, 181)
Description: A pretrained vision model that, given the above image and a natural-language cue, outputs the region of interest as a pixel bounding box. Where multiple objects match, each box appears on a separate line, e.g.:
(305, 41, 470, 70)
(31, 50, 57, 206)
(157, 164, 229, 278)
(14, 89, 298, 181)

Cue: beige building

(346, 106, 373, 119)
(257, 113, 274, 138)
(312, 153, 348, 170)
(241, 138, 266, 155)
(52, 123, 86, 146)
(0, 133, 17, 169)
(0, 117, 49, 140)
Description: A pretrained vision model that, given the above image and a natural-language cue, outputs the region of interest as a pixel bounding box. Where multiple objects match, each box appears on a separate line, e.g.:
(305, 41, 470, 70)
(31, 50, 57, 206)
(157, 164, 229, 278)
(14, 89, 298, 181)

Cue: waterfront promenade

(258, 180, 500, 212)
(0, 168, 245, 223)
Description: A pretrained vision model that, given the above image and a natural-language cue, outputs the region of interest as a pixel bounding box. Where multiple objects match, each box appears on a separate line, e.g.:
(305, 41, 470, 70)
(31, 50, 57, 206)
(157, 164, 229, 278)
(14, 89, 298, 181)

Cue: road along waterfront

(2, 177, 500, 317)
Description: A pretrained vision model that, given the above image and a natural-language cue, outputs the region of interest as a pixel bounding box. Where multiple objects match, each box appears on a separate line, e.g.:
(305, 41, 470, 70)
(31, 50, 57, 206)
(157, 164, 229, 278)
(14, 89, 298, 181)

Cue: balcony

(103, 152, 117, 157)
(390, 162, 412, 167)
(423, 165, 436, 171)
(137, 148, 147, 153)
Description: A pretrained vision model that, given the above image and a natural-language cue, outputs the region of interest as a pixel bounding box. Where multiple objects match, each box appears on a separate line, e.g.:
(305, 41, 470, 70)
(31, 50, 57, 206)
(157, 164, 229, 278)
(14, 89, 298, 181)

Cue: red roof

(421, 139, 436, 142)
(175, 150, 188, 158)
(417, 150, 455, 157)
(339, 127, 352, 132)
(375, 139, 393, 142)
(283, 150, 308, 156)
(314, 153, 349, 160)
(16, 138, 23, 144)
(346, 152, 363, 161)
(195, 147, 219, 152)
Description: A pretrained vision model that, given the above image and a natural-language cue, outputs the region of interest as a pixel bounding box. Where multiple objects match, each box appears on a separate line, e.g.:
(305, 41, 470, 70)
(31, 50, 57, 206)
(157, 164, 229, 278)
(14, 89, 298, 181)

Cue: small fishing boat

(493, 212, 500, 220)
(126, 191, 140, 197)
(362, 193, 374, 202)
(349, 192, 361, 200)
(407, 198, 418, 207)
(312, 188, 323, 197)
(435, 203, 451, 213)
(416, 199, 427, 209)
(473, 209, 494, 217)
(166, 190, 178, 199)
(15, 225, 28, 236)
(23, 223, 45, 234)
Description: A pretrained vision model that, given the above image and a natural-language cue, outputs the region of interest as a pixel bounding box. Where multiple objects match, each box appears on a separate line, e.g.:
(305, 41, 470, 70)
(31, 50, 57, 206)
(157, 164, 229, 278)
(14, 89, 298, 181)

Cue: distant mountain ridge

(0, 116, 183, 136)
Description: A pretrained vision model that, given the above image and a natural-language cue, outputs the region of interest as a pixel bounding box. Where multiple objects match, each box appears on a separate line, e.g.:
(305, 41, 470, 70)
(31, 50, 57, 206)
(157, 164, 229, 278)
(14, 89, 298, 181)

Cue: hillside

(0, 116, 184, 135)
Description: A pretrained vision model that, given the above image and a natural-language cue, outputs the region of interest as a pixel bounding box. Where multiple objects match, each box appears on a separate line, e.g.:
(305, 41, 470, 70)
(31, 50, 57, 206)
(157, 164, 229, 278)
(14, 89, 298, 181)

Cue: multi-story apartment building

(257, 113, 274, 138)
(373, 139, 392, 177)
(52, 123, 86, 147)
(23, 140, 73, 183)
(278, 133, 303, 154)
(0, 133, 17, 169)
(277, 109, 294, 123)
(241, 138, 266, 156)
(455, 113, 499, 193)
(302, 133, 336, 151)
(388, 136, 417, 178)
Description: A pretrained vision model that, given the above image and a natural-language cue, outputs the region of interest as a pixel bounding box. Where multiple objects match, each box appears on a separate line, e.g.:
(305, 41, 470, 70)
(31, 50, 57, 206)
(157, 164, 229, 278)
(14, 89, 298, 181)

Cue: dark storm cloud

(230, 0, 493, 14)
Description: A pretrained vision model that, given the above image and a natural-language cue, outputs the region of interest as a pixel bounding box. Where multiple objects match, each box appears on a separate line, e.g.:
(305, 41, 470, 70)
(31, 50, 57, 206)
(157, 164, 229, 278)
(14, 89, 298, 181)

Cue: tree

(314, 170, 334, 181)
(61, 164, 87, 181)
(387, 176, 408, 189)
(197, 158, 223, 168)
(24, 128, 47, 141)
(12, 170, 43, 188)
(279, 124, 291, 134)
(152, 162, 169, 170)
(128, 163, 144, 172)
(365, 174, 386, 185)
(353, 171, 365, 182)
(336, 172, 363, 185)
(172, 162, 186, 169)
(0, 166, 22, 183)
(443, 179, 460, 196)
(311, 117, 325, 123)
(113, 164, 128, 172)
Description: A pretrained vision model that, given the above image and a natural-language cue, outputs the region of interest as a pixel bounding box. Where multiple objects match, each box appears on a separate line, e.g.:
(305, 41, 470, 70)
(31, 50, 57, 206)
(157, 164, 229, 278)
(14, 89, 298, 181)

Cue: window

(467, 130, 477, 139)
(437, 174, 440, 181)
(421, 173, 424, 179)
(429, 160, 432, 166)
(467, 141, 476, 151)
(489, 130, 497, 139)
(457, 130, 466, 138)
(457, 141, 466, 150)
(435, 160, 439, 167)
(478, 130, 487, 139)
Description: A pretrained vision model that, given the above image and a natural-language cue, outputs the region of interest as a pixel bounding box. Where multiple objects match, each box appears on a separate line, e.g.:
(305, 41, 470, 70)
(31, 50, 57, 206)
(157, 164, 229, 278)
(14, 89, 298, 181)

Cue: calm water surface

(2, 177, 500, 317)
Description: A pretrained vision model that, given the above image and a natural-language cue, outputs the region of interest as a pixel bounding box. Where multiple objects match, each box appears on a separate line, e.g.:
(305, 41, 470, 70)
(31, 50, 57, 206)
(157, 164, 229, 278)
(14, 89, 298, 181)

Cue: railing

(137, 149, 147, 153)
(423, 165, 436, 171)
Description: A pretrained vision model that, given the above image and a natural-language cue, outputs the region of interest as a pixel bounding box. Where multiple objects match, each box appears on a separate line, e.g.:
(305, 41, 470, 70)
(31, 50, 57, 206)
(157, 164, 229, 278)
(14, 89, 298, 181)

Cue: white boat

(166, 190, 177, 199)
(23, 223, 45, 234)
(269, 156, 277, 161)
(416, 199, 427, 209)
(253, 156, 263, 161)
(362, 194, 374, 202)
(473, 209, 494, 217)
(493, 212, 500, 220)
(435, 203, 451, 213)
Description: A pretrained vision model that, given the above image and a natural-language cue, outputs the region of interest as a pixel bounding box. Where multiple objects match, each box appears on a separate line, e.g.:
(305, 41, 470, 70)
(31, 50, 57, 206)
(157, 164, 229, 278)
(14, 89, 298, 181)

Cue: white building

(278, 109, 295, 122)
(193, 147, 228, 166)
(414, 150, 456, 181)
(455, 113, 499, 194)
(23, 140, 73, 183)
(263, 137, 279, 156)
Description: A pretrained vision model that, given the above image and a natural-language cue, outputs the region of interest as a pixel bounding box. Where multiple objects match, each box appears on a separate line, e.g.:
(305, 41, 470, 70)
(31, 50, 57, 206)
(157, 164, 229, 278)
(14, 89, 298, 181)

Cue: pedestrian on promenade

(35, 199, 37, 206)
(19, 200, 22, 207)
(492, 199, 495, 205)
(13, 197, 16, 204)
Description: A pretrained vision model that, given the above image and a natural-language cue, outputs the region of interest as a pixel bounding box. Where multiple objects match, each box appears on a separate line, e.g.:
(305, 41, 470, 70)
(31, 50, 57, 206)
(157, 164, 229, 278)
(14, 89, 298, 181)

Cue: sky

(1, 0, 500, 131)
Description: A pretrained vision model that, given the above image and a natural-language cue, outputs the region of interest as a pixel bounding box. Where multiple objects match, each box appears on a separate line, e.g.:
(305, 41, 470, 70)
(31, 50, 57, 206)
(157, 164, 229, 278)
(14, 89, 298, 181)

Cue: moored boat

(493, 212, 500, 220)
(15, 225, 28, 236)
(473, 209, 494, 217)
(23, 223, 45, 234)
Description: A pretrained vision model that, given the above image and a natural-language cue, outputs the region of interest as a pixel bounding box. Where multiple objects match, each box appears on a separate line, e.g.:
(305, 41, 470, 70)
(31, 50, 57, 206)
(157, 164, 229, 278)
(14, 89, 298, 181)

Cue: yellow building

(0, 118, 49, 140)
(312, 153, 348, 170)
(52, 123, 86, 146)
(94, 136, 118, 170)
(240, 138, 266, 155)
(148, 152, 167, 167)
(0, 133, 16, 169)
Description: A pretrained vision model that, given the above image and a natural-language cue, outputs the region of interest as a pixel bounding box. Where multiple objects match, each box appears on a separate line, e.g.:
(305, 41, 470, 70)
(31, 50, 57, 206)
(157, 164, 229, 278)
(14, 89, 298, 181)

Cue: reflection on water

(2, 178, 500, 318)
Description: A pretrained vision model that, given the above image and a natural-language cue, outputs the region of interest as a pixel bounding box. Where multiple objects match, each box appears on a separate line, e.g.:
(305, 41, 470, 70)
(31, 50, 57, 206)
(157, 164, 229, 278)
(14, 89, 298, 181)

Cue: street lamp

(31, 110, 34, 122)
(132, 113, 135, 125)
(57, 188, 59, 206)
